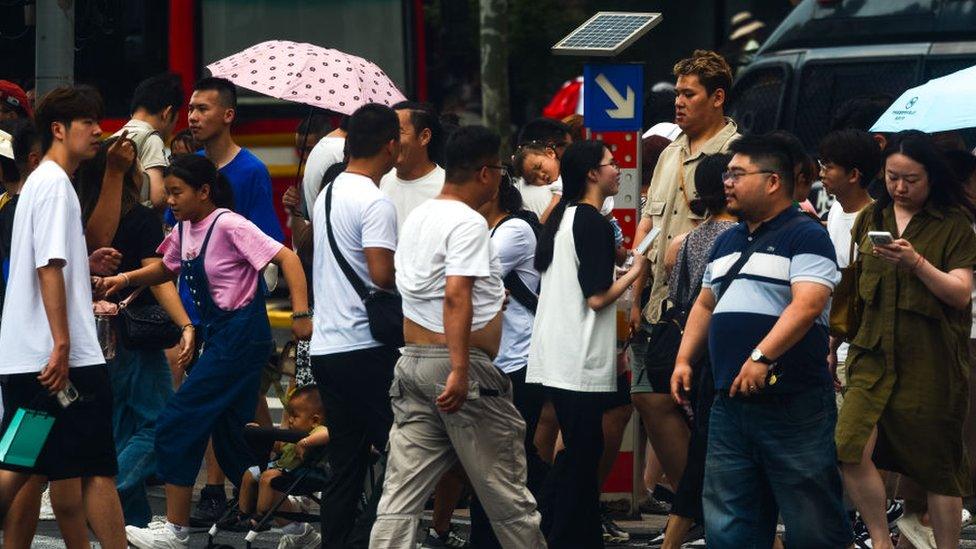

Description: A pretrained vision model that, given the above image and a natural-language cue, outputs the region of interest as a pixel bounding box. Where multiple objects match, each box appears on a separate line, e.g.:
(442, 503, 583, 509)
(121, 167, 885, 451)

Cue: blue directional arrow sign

(583, 63, 644, 131)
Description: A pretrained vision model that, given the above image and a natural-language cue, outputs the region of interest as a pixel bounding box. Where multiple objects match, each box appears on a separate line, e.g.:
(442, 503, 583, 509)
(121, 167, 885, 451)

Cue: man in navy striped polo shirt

(672, 134, 852, 548)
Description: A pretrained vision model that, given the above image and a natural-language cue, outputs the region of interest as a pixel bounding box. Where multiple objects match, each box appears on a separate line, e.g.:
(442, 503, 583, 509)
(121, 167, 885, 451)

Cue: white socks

(166, 521, 190, 540)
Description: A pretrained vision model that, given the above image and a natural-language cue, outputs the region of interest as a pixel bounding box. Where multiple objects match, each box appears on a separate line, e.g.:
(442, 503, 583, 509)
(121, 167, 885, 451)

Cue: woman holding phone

(836, 131, 976, 549)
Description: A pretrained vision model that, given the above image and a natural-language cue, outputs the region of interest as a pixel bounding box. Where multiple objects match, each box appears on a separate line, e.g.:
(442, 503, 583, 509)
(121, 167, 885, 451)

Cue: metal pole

(35, 0, 74, 98)
(479, 0, 511, 157)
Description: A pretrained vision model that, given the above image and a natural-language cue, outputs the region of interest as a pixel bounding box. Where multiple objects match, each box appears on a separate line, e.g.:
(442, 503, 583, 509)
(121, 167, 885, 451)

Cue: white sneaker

(38, 486, 55, 520)
(896, 513, 936, 549)
(277, 523, 321, 549)
(963, 507, 973, 527)
(125, 522, 189, 549)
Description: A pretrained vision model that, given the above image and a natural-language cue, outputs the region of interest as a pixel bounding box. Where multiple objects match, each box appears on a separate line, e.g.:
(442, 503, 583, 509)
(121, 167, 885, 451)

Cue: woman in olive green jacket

(837, 131, 976, 549)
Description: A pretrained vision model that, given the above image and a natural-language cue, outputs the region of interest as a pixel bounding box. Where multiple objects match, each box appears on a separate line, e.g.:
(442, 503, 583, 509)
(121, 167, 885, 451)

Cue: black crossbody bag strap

(324, 181, 370, 300)
(715, 216, 805, 303)
(491, 215, 539, 314)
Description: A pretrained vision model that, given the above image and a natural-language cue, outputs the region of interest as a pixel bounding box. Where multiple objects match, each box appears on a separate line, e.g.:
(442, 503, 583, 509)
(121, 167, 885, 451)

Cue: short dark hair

(297, 111, 332, 137)
(346, 104, 399, 159)
(443, 125, 501, 183)
(517, 117, 570, 147)
(193, 77, 237, 109)
(131, 72, 184, 116)
(392, 100, 444, 163)
(766, 130, 816, 184)
(729, 133, 795, 195)
(34, 85, 103, 153)
(289, 384, 323, 413)
(10, 117, 38, 169)
(818, 129, 881, 188)
(830, 94, 892, 133)
(690, 153, 732, 217)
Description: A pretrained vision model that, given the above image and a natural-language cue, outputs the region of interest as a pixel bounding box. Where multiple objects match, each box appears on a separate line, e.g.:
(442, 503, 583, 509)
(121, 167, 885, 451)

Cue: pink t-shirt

(158, 208, 283, 311)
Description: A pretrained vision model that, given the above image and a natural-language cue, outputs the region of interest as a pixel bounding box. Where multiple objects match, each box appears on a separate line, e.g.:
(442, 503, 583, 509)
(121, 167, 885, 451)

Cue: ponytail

(534, 140, 607, 272)
(211, 172, 235, 210)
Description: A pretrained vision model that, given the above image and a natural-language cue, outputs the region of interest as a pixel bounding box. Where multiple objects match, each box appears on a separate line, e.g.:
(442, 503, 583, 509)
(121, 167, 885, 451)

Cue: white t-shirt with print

(303, 136, 345, 220)
(491, 217, 539, 374)
(826, 200, 864, 365)
(396, 199, 505, 334)
(310, 172, 398, 355)
(379, 165, 445, 232)
(0, 161, 104, 374)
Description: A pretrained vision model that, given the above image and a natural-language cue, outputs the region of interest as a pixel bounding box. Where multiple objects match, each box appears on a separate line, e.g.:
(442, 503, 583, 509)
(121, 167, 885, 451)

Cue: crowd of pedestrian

(0, 43, 975, 549)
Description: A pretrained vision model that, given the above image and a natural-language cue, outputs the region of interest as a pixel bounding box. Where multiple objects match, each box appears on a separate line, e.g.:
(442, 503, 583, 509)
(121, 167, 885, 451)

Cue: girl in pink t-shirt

(100, 154, 311, 541)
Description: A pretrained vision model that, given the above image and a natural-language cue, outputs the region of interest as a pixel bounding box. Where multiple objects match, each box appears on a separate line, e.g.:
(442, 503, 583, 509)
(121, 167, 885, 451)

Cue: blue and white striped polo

(702, 207, 840, 393)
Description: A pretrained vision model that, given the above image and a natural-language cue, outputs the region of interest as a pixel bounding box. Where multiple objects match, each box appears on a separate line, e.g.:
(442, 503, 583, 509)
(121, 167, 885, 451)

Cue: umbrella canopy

(206, 40, 406, 115)
(871, 65, 976, 134)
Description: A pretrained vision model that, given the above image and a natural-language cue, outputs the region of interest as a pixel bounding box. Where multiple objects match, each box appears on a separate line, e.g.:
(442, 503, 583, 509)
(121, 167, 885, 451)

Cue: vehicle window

(729, 66, 789, 136)
(793, 59, 920, 151)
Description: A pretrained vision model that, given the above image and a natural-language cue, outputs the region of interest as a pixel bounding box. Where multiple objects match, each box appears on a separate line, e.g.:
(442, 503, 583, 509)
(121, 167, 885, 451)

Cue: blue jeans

(703, 386, 852, 549)
(109, 345, 173, 527)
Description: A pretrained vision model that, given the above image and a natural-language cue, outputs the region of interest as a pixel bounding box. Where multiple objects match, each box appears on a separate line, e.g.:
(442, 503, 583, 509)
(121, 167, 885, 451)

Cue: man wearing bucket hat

(0, 81, 33, 121)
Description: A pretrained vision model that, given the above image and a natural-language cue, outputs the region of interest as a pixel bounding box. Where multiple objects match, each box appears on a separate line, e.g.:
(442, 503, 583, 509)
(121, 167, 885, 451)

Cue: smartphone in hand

(868, 231, 895, 247)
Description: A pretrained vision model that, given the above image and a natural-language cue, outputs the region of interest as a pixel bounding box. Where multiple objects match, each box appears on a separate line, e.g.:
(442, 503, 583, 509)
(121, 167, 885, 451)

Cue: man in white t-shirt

(818, 128, 880, 405)
(380, 101, 445, 232)
(309, 104, 400, 547)
(0, 85, 126, 546)
(371, 126, 545, 549)
(111, 72, 183, 209)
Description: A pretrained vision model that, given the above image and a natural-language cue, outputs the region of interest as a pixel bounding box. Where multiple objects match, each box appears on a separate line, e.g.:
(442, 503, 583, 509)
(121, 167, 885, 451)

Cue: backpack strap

(324, 180, 370, 300)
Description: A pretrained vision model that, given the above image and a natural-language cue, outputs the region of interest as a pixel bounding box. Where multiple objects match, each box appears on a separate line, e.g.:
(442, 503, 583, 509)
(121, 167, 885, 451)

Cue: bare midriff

(403, 310, 504, 359)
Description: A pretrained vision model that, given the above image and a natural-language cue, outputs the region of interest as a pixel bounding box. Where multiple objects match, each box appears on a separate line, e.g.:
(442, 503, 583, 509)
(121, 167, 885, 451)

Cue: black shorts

(0, 364, 117, 480)
(603, 373, 632, 410)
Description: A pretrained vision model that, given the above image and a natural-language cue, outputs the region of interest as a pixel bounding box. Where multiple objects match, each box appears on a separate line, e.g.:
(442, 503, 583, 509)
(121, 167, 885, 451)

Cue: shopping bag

(0, 408, 55, 467)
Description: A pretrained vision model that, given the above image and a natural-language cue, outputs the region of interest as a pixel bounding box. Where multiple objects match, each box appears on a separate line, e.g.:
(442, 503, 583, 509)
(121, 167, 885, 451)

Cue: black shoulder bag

(490, 215, 540, 314)
(324, 181, 404, 348)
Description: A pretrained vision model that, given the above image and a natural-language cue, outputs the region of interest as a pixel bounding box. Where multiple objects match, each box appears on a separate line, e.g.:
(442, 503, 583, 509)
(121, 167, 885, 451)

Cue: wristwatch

(750, 348, 775, 365)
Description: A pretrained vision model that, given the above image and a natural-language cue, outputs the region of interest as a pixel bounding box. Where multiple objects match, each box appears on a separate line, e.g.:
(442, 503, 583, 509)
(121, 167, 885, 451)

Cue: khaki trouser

(369, 345, 546, 549)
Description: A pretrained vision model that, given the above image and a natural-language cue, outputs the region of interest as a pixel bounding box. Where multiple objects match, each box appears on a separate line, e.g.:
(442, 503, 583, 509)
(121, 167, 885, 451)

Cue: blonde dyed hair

(673, 50, 733, 96)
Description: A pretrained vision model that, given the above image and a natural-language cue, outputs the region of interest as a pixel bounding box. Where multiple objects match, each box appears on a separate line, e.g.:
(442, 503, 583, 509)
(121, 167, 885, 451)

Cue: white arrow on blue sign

(584, 63, 644, 131)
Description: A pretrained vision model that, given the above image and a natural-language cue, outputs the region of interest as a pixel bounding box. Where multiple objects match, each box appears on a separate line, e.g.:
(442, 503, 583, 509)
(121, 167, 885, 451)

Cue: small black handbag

(324, 181, 405, 348)
(116, 287, 182, 351)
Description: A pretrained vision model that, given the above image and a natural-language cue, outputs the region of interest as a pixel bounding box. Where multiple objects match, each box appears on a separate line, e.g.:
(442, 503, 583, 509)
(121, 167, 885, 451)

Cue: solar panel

(552, 12, 662, 57)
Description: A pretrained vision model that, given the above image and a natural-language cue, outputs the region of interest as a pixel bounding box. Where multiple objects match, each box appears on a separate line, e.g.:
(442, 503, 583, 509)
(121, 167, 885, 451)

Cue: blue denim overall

(154, 211, 273, 487)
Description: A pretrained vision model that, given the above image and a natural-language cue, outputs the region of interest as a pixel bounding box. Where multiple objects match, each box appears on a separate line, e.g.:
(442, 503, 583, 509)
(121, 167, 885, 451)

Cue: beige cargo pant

(368, 345, 546, 549)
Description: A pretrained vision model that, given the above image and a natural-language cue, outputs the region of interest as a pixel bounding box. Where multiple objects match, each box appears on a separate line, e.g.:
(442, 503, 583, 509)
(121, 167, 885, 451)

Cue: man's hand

(671, 361, 694, 405)
(89, 247, 122, 276)
(176, 327, 195, 371)
(105, 131, 136, 175)
(827, 349, 841, 392)
(282, 186, 302, 217)
(37, 346, 69, 394)
(292, 317, 312, 341)
(436, 368, 469, 413)
(729, 360, 769, 397)
(629, 304, 643, 337)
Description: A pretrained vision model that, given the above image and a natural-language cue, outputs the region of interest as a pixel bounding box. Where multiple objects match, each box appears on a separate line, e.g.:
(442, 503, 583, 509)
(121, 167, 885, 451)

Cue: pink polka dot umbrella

(206, 40, 407, 115)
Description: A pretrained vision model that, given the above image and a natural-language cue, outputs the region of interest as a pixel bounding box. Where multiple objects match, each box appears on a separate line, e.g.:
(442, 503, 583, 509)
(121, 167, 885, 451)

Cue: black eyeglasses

(721, 170, 774, 183)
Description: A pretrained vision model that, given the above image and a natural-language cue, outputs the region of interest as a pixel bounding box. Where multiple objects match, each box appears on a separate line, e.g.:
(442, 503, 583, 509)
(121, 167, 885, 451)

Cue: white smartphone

(635, 227, 662, 256)
(868, 231, 895, 246)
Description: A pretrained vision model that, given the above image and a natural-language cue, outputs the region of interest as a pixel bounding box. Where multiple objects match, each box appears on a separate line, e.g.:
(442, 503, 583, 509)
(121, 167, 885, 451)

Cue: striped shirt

(702, 207, 840, 393)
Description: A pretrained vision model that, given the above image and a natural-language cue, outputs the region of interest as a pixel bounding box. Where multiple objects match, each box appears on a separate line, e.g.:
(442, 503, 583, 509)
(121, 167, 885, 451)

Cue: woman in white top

(527, 140, 647, 548)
